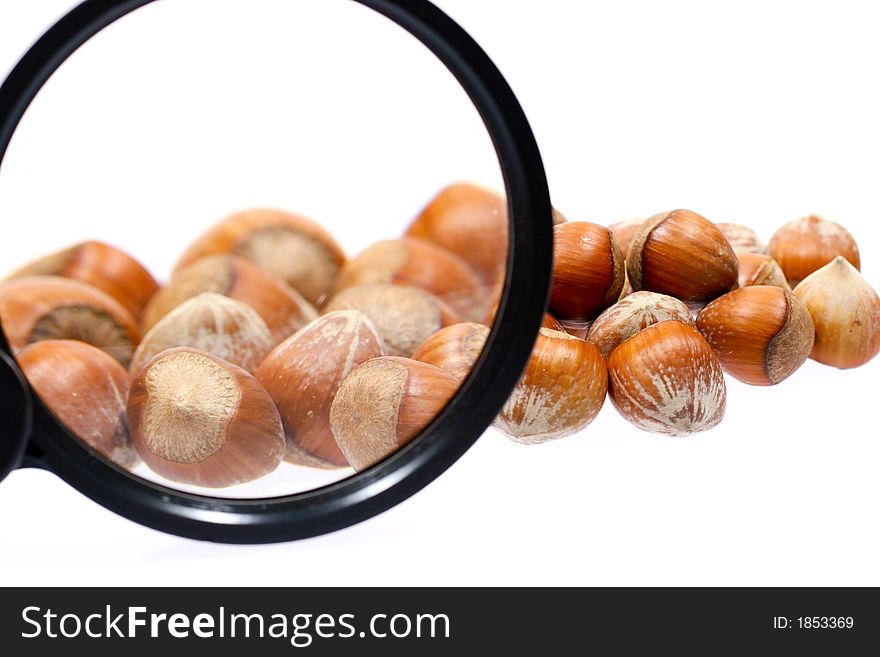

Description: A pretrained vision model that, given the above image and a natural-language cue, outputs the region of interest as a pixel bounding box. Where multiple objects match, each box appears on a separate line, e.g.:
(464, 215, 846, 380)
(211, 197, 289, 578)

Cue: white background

(1, 0, 879, 586)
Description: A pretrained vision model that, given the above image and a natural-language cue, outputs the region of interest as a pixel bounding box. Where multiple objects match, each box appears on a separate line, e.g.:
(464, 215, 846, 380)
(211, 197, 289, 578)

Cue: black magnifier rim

(0, 0, 552, 543)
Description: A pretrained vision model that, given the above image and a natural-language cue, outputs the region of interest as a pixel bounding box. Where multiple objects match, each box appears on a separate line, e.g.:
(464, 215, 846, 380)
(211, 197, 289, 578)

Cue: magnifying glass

(0, 0, 553, 543)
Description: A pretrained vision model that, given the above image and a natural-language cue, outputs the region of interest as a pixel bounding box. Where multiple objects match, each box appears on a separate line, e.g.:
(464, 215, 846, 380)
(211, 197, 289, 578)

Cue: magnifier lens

(0, 0, 511, 499)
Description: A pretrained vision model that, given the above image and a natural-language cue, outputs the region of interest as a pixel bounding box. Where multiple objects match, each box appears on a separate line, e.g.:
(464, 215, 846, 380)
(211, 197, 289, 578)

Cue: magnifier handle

(0, 349, 36, 480)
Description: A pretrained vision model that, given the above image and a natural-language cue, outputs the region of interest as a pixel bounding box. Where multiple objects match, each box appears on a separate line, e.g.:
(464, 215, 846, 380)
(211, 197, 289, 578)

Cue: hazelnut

(0, 276, 140, 366)
(127, 348, 285, 488)
(324, 283, 460, 357)
(16, 340, 137, 468)
(256, 310, 384, 469)
(334, 237, 489, 322)
(717, 223, 766, 255)
(131, 293, 273, 375)
(173, 209, 346, 307)
(696, 286, 814, 385)
(405, 183, 508, 285)
(550, 221, 625, 323)
(586, 291, 694, 360)
(627, 210, 739, 306)
(493, 328, 607, 444)
(608, 320, 726, 436)
(330, 356, 459, 471)
(608, 218, 644, 259)
(143, 255, 317, 344)
(768, 214, 861, 287)
(5, 241, 159, 322)
(411, 322, 489, 382)
(737, 253, 791, 290)
(542, 312, 565, 332)
(793, 256, 880, 369)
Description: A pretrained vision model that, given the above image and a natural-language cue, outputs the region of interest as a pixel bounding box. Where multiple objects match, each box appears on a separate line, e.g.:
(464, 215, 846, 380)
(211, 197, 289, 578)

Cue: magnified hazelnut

(736, 253, 790, 290)
(330, 357, 459, 471)
(586, 291, 694, 361)
(406, 183, 508, 285)
(768, 214, 861, 287)
(493, 328, 607, 444)
(131, 293, 272, 375)
(627, 210, 739, 306)
(173, 209, 346, 307)
(0, 276, 140, 366)
(324, 283, 459, 357)
(608, 320, 726, 436)
(143, 255, 317, 344)
(127, 348, 285, 488)
(17, 340, 137, 468)
(550, 221, 625, 323)
(411, 322, 490, 382)
(5, 241, 159, 322)
(334, 237, 488, 322)
(608, 219, 644, 259)
(696, 286, 814, 385)
(717, 223, 766, 255)
(793, 256, 880, 369)
(256, 311, 384, 469)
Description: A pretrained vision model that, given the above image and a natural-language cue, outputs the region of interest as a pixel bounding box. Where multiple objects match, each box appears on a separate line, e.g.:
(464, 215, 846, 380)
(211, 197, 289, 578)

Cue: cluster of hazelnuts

(0, 184, 878, 489)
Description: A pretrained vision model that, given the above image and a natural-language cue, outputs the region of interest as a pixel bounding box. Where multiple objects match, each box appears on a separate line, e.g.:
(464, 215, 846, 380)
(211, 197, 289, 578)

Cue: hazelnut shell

(17, 339, 137, 468)
(550, 221, 625, 322)
(793, 256, 880, 369)
(6, 241, 159, 321)
(256, 310, 385, 469)
(334, 237, 489, 322)
(493, 328, 607, 444)
(173, 209, 346, 307)
(768, 214, 860, 287)
(127, 347, 286, 488)
(696, 286, 815, 385)
(608, 320, 726, 436)
(131, 293, 273, 375)
(330, 356, 459, 471)
(0, 275, 140, 366)
(627, 210, 739, 305)
(144, 255, 317, 344)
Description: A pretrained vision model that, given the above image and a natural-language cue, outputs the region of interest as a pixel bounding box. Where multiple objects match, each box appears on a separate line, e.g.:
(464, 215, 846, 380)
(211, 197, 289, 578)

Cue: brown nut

(127, 348, 285, 488)
(411, 322, 490, 383)
(586, 291, 694, 360)
(608, 320, 726, 436)
(406, 183, 508, 285)
(627, 210, 739, 306)
(334, 237, 488, 322)
(131, 293, 273, 375)
(696, 286, 814, 385)
(717, 223, 766, 255)
(144, 255, 317, 344)
(0, 276, 140, 366)
(173, 209, 346, 307)
(737, 253, 791, 290)
(5, 241, 159, 322)
(330, 357, 459, 471)
(493, 328, 607, 444)
(793, 256, 880, 369)
(256, 310, 384, 469)
(608, 219, 644, 259)
(17, 340, 137, 468)
(324, 283, 460, 357)
(542, 312, 565, 332)
(768, 214, 861, 287)
(550, 221, 625, 323)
